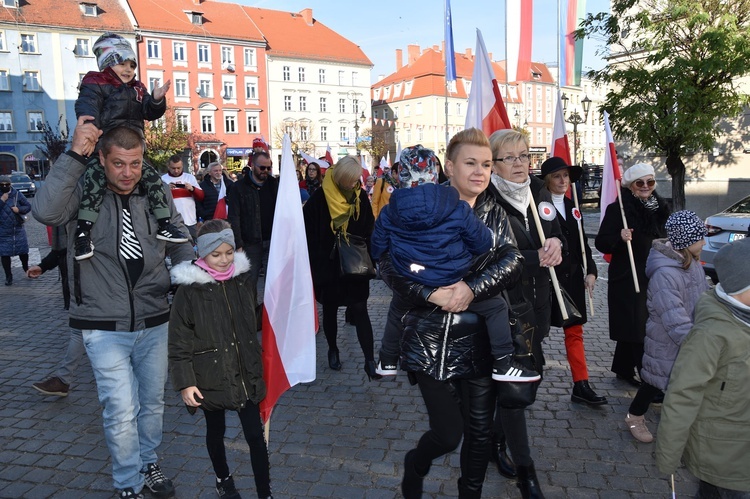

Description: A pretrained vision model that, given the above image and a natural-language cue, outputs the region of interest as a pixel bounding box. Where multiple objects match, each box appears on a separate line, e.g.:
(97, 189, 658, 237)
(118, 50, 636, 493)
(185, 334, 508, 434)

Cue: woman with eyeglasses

(0, 174, 31, 286)
(300, 162, 322, 197)
(303, 156, 381, 381)
(487, 129, 564, 498)
(595, 163, 670, 388)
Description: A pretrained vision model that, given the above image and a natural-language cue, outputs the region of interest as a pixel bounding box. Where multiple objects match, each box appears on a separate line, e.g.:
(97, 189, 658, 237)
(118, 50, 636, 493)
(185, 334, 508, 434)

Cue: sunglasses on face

(257, 166, 272, 171)
(0, 183, 10, 187)
(634, 178, 656, 188)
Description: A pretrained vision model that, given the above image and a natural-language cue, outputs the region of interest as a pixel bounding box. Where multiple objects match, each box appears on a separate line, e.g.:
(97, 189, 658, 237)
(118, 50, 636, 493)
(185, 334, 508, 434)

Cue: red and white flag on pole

(599, 110, 622, 227)
(325, 144, 334, 166)
(506, 0, 533, 82)
(551, 93, 572, 165)
(259, 133, 317, 424)
(465, 29, 512, 135)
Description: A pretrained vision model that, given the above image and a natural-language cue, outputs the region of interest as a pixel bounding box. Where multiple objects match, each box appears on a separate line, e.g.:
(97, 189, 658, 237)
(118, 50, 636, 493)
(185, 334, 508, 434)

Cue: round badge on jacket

(538, 202, 556, 221)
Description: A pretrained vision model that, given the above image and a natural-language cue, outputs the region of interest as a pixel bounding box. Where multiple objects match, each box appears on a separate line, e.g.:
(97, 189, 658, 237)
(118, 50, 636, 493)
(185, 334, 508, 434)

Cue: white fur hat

(622, 163, 655, 188)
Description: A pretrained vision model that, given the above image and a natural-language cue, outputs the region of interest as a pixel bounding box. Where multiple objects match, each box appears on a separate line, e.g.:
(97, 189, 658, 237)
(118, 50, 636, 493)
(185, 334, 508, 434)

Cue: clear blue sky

(241, 0, 611, 82)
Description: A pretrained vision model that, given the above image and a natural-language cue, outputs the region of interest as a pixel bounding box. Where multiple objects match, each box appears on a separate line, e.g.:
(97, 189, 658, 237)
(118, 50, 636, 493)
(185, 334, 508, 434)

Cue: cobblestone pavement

(1, 211, 699, 498)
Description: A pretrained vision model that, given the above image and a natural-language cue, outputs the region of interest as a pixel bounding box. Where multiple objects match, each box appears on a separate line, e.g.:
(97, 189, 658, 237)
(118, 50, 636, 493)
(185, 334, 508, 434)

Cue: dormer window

(186, 11, 203, 25)
(80, 2, 98, 16)
(3, 0, 18, 8)
(531, 71, 541, 80)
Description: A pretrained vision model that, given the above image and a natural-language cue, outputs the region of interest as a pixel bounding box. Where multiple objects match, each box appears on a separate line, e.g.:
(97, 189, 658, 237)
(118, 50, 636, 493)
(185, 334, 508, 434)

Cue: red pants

(563, 324, 589, 382)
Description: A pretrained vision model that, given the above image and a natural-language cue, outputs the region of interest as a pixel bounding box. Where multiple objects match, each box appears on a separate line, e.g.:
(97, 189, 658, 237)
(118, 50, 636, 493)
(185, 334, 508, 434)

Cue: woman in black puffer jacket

(380, 129, 522, 499)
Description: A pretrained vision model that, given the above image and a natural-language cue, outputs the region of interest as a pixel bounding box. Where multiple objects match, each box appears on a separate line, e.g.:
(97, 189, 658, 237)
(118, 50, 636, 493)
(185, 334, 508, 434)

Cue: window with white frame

(220, 46, 233, 65)
(353, 100, 359, 114)
(0, 111, 12, 131)
(298, 67, 305, 82)
(300, 126, 308, 141)
(244, 77, 258, 100)
(319, 69, 325, 84)
(148, 75, 161, 93)
(75, 38, 90, 57)
(81, 3, 97, 16)
(319, 97, 327, 113)
(200, 112, 214, 133)
(339, 126, 347, 141)
(198, 75, 212, 97)
(174, 77, 187, 98)
(284, 95, 292, 111)
(0, 31, 5, 51)
(198, 44, 210, 64)
(243, 48, 256, 68)
(338, 71, 344, 85)
(404, 104, 410, 117)
(3, 0, 16, 8)
(147, 40, 161, 60)
(247, 113, 259, 133)
(383, 110, 389, 120)
(173, 42, 186, 63)
(20, 34, 37, 53)
(176, 110, 190, 132)
(222, 79, 235, 99)
(406, 129, 411, 143)
(23, 71, 40, 91)
(0, 70, 9, 91)
(416, 102, 423, 115)
(224, 112, 237, 133)
(339, 98, 346, 113)
(418, 126, 423, 141)
(320, 126, 327, 141)
(28, 111, 43, 132)
(456, 103, 462, 115)
(373, 110, 378, 119)
(283, 66, 290, 81)
(352, 72, 358, 86)
(299, 96, 307, 112)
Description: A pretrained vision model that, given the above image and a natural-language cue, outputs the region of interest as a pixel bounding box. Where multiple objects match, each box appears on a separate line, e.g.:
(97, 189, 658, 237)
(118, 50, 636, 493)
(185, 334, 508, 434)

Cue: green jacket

(168, 251, 266, 412)
(655, 288, 750, 491)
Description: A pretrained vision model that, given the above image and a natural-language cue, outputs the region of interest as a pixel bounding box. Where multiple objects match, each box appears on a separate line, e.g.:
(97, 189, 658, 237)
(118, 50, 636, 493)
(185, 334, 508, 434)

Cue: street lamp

(561, 93, 591, 166)
(347, 91, 366, 158)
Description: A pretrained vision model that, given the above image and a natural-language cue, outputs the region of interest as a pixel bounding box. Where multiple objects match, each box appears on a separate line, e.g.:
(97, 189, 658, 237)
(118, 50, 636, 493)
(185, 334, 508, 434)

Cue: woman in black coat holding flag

(540, 157, 607, 406)
(595, 163, 670, 387)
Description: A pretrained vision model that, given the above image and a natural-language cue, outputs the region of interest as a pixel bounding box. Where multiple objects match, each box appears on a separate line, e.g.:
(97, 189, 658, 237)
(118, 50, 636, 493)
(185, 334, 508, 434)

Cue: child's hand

(153, 79, 171, 101)
(180, 386, 203, 407)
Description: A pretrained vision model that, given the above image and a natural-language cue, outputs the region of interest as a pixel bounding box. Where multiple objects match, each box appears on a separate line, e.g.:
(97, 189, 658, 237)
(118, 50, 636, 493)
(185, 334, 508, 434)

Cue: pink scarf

(195, 258, 235, 282)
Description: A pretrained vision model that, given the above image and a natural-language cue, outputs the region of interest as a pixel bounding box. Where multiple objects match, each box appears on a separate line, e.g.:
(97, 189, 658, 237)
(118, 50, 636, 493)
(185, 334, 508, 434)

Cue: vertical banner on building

(506, 0, 533, 82)
(560, 0, 587, 86)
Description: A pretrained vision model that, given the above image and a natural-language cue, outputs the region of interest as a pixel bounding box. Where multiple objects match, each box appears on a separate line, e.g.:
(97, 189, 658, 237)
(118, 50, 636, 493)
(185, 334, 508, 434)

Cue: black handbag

(13, 194, 27, 225)
(335, 231, 376, 278)
(550, 286, 583, 328)
(496, 292, 541, 409)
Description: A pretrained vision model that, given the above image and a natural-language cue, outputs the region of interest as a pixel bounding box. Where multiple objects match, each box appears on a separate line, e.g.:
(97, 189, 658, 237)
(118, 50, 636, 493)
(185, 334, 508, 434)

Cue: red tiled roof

(374, 47, 554, 103)
(242, 6, 371, 66)
(128, 0, 264, 42)
(0, 0, 133, 31)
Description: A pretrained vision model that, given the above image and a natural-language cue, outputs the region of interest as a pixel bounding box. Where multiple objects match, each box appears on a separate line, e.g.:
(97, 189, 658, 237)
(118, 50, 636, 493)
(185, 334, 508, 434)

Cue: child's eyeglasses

(633, 179, 656, 188)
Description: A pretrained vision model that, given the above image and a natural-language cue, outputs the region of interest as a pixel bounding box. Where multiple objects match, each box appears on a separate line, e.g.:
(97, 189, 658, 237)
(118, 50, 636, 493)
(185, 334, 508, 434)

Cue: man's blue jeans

(83, 323, 168, 491)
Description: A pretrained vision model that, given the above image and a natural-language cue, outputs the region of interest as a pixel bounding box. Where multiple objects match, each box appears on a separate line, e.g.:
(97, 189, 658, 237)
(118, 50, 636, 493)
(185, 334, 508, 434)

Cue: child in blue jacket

(372, 145, 539, 382)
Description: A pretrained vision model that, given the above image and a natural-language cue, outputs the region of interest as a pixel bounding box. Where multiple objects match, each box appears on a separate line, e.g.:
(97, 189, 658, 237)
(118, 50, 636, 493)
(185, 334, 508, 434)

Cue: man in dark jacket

(227, 151, 278, 287)
(196, 161, 233, 221)
(32, 119, 195, 499)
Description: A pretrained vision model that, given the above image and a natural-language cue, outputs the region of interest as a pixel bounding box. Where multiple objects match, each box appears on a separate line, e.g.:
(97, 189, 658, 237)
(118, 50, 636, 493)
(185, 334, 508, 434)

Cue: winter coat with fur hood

(642, 239, 710, 391)
(168, 252, 266, 411)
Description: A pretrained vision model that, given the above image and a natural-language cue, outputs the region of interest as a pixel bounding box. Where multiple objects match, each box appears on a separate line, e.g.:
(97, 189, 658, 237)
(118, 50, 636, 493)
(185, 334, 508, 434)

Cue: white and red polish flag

(259, 133, 317, 424)
(599, 110, 622, 227)
(551, 92, 574, 198)
(325, 144, 334, 166)
(465, 29, 512, 135)
(506, 0, 533, 83)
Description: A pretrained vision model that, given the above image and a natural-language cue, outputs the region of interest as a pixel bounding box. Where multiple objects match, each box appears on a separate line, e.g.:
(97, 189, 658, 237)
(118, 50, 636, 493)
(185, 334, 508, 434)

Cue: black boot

(517, 463, 545, 499)
(457, 478, 482, 499)
(571, 380, 608, 406)
(401, 449, 429, 499)
(4, 274, 11, 286)
(489, 434, 517, 478)
(327, 349, 342, 371)
(363, 360, 382, 381)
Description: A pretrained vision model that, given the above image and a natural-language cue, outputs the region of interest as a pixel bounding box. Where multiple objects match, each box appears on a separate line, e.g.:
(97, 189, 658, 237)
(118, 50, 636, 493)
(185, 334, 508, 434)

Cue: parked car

(700, 194, 750, 282)
(10, 172, 36, 197)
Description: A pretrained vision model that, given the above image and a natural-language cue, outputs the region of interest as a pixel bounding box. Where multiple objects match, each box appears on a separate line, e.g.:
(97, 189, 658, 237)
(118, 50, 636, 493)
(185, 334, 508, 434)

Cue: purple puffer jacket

(642, 239, 710, 390)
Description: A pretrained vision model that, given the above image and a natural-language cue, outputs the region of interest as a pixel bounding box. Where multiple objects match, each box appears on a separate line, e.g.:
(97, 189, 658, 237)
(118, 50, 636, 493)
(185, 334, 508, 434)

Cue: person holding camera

(162, 155, 203, 241)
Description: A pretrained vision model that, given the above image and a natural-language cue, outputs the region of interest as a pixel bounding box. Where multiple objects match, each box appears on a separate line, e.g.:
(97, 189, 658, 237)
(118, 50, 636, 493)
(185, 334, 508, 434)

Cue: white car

(701, 194, 750, 282)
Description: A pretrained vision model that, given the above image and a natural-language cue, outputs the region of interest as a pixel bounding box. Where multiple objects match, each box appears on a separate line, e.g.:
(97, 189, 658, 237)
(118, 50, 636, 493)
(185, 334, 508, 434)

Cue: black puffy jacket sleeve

(379, 190, 523, 306)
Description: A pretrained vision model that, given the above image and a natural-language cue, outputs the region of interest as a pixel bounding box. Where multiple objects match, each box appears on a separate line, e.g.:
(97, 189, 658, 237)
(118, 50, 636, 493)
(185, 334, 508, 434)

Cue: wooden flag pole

(529, 194, 568, 321)
(571, 185, 595, 317)
(616, 179, 640, 293)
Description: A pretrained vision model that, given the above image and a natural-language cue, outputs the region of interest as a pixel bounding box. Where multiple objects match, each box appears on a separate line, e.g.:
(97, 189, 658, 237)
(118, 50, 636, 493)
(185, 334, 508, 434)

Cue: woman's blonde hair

(446, 128, 491, 162)
(488, 129, 529, 158)
(332, 156, 362, 188)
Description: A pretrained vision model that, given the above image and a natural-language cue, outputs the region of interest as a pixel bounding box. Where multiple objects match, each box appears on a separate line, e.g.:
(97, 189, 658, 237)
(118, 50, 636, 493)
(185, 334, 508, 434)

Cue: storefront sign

(226, 147, 253, 156)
